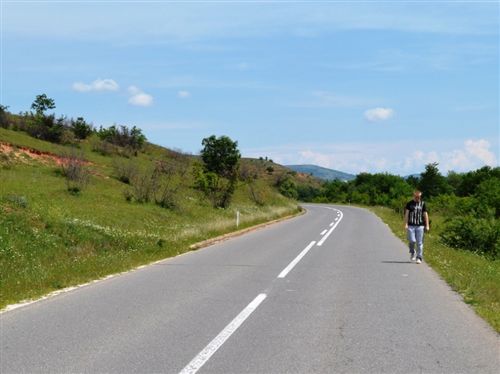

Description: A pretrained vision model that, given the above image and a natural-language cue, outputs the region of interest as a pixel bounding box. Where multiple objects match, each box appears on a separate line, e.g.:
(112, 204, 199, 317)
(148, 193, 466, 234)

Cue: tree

(0, 105, 9, 128)
(201, 135, 241, 179)
(418, 163, 451, 198)
(197, 135, 241, 208)
(70, 117, 93, 140)
(31, 94, 55, 115)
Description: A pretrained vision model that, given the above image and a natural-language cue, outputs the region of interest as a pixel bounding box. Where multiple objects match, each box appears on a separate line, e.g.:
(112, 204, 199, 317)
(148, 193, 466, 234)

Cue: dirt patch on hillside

(0, 142, 72, 165)
(0, 142, 99, 166)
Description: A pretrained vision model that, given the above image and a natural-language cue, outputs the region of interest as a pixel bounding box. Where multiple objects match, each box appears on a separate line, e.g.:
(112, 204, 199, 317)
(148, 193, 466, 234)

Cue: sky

(1, 0, 499, 175)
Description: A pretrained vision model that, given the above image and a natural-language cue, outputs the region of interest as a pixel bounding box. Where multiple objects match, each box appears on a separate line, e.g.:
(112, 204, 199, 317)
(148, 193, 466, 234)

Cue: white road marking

(317, 209, 343, 246)
(179, 293, 267, 374)
(277, 241, 317, 279)
(329, 222, 334, 227)
(320, 229, 327, 236)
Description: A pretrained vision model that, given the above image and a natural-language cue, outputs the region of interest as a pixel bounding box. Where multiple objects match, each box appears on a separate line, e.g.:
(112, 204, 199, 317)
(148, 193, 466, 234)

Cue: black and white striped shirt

(405, 200, 427, 226)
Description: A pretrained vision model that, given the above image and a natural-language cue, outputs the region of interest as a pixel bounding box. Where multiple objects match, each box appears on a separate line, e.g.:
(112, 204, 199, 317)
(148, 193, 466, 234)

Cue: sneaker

(411, 253, 416, 262)
(416, 258, 422, 264)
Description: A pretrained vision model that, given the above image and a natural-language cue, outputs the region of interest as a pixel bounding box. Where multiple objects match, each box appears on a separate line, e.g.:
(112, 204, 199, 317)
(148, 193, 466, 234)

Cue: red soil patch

(0, 142, 75, 165)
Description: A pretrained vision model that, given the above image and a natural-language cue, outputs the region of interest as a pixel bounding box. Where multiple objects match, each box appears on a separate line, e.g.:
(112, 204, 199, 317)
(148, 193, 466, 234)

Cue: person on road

(404, 190, 430, 264)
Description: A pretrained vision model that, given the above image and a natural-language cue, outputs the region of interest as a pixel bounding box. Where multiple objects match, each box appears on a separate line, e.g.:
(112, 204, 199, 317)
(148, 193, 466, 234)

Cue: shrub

(112, 158, 139, 184)
(60, 129, 77, 145)
(0, 152, 15, 169)
(278, 178, 298, 199)
(0, 105, 9, 128)
(98, 125, 146, 151)
(26, 114, 65, 143)
(70, 117, 93, 140)
(153, 159, 188, 209)
(440, 216, 499, 259)
(90, 136, 117, 156)
(60, 149, 90, 194)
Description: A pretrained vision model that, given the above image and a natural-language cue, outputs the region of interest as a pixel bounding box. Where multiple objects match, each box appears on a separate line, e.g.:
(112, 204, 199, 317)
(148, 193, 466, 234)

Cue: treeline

(0, 95, 146, 155)
(296, 163, 499, 259)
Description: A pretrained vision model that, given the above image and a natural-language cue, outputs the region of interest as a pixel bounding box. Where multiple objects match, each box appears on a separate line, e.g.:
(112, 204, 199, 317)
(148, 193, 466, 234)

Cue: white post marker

(236, 210, 240, 228)
(179, 293, 267, 374)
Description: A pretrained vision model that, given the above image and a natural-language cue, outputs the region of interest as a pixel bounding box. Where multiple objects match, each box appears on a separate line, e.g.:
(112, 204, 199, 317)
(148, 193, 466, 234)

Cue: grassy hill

(0, 127, 301, 309)
(286, 164, 355, 181)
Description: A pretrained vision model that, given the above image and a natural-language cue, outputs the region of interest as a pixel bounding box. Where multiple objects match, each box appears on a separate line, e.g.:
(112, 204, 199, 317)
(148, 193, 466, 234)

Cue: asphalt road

(1, 204, 498, 373)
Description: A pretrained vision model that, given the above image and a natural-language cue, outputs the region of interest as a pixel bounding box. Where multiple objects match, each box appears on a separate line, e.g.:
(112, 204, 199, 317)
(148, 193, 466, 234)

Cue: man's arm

(404, 209, 409, 229)
(424, 211, 430, 232)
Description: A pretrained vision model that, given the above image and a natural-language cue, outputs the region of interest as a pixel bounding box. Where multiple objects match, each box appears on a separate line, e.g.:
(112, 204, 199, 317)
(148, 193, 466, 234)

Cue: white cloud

(128, 86, 153, 107)
(72, 78, 119, 92)
(464, 139, 496, 166)
(404, 139, 497, 173)
(177, 90, 191, 99)
(364, 107, 394, 122)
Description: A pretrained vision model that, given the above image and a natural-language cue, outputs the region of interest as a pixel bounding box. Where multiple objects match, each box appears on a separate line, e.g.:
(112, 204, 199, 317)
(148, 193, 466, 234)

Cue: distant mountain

(286, 164, 356, 181)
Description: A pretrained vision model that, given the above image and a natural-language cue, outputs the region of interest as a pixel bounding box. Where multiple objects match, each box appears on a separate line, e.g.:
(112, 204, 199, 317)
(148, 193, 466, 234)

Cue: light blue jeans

(407, 225, 424, 260)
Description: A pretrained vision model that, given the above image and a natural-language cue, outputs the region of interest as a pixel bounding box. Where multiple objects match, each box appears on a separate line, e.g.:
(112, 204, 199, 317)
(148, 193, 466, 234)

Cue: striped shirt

(405, 200, 427, 226)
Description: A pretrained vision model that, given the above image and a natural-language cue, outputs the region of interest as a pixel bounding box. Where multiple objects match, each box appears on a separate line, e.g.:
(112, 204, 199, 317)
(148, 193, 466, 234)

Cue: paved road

(1, 205, 498, 373)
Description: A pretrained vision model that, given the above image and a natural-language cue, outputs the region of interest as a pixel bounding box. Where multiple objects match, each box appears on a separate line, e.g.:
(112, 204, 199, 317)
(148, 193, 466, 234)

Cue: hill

(286, 164, 355, 181)
(0, 124, 304, 309)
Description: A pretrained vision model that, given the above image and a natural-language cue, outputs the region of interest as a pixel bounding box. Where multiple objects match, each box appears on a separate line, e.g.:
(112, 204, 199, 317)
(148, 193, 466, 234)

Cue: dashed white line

(320, 229, 328, 236)
(317, 210, 343, 246)
(329, 222, 334, 227)
(179, 293, 267, 374)
(277, 241, 317, 279)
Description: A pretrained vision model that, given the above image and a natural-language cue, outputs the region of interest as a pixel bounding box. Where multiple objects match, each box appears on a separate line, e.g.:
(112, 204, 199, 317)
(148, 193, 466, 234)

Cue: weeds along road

(1, 205, 498, 373)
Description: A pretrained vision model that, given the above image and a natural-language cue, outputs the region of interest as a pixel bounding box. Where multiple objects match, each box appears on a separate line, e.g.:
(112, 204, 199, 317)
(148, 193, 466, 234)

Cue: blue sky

(2, 1, 498, 175)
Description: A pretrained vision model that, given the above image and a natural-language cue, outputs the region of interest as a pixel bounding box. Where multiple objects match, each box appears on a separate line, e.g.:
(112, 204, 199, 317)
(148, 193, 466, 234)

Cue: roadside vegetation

(296, 163, 499, 332)
(0, 96, 305, 309)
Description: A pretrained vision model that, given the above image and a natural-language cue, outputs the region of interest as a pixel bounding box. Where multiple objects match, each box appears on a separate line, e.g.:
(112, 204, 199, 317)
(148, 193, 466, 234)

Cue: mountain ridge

(286, 164, 355, 181)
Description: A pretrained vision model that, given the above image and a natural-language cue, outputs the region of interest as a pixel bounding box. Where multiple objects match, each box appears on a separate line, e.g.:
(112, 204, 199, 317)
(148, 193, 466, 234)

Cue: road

(1, 204, 498, 373)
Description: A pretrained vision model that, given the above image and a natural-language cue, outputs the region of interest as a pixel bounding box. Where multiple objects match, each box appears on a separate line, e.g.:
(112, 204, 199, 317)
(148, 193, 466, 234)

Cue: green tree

(418, 163, 450, 198)
(446, 171, 463, 195)
(201, 135, 241, 179)
(456, 166, 500, 197)
(197, 135, 241, 208)
(0, 105, 9, 128)
(70, 117, 93, 140)
(31, 94, 55, 115)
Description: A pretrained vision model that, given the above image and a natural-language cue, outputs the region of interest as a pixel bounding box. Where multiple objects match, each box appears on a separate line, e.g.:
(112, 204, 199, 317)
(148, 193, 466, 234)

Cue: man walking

(404, 191, 430, 264)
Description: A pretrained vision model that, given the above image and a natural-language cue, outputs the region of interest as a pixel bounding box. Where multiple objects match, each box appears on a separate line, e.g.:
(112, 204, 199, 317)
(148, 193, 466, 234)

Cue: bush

(90, 136, 117, 156)
(60, 149, 90, 194)
(71, 117, 93, 140)
(60, 129, 77, 145)
(112, 158, 139, 184)
(278, 178, 298, 199)
(440, 216, 499, 259)
(0, 152, 15, 169)
(98, 125, 146, 151)
(153, 159, 188, 209)
(26, 114, 65, 143)
(0, 105, 9, 128)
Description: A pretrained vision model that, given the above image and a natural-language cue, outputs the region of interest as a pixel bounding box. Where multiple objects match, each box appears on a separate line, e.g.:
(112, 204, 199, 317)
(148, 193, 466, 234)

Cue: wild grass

(0, 129, 299, 309)
(369, 206, 500, 333)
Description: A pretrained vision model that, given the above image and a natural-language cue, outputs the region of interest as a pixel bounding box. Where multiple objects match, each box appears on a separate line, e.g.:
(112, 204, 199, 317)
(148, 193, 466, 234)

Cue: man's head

(413, 190, 422, 201)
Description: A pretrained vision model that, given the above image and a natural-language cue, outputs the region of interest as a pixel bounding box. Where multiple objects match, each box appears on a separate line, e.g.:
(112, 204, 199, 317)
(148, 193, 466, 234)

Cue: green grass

(0, 129, 300, 309)
(369, 206, 500, 333)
